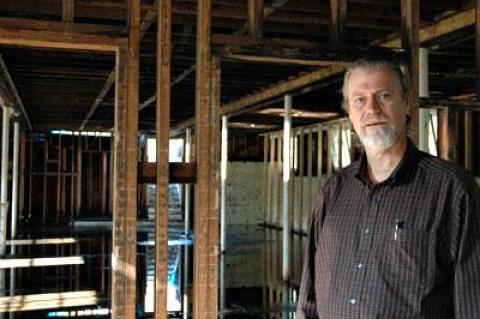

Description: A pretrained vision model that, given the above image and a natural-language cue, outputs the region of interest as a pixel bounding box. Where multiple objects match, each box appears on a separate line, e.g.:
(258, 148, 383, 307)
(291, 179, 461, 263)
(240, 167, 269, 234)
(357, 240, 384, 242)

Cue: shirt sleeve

(453, 180, 480, 319)
(295, 192, 326, 319)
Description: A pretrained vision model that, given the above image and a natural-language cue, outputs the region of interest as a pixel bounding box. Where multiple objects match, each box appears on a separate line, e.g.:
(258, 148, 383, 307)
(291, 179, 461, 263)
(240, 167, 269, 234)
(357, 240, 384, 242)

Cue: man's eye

(352, 97, 364, 107)
(378, 92, 391, 100)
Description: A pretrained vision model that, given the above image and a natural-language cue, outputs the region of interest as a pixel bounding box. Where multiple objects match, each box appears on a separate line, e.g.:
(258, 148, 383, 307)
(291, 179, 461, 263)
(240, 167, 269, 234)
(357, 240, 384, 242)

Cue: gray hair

(341, 57, 409, 112)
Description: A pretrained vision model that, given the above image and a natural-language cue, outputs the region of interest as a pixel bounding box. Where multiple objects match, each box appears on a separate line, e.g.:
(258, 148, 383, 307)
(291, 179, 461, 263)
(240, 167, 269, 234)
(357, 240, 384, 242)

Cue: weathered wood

(464, 110, 473, 171)
(0, 23, 126, 51)
(19, 133, 25, 221)
(298, 129, 304, 231)
(223, 54, 340, 66)
(401, 0, 420, 146)
(263, 134, 269, 224)
(62, 0, 75, 24)
(194, 0, 219, 317)
(276, 133, 282, 227)
(306, 128, 313, 222)
(330, 0, 347, 48)
(155, 0, 172, 317)
(75, 136, 82, 216)
(437, 108, 450, 160)
(0, 256, 84, 269)
(327, 125, 333, 176)
(267, 134, 275, 225)
(111, 0, 139, 317)
(248, 0, 264, 37)
(0, 290, 98, 313)
(138, 162, 196, 184)
(317, 125, 323, 191)
(476, 0, 480, 98)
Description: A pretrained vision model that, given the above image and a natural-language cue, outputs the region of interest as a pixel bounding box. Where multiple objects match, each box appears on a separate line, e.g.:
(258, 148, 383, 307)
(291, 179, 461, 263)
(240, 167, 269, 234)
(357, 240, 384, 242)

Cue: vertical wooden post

(476, 0, 480, 99)
(327, 125, 333, 176)
(330, 0, 346, 49)
(298, 129, 304, 231)
(306, 128, 313, 221)
(111, 0, 139, 316)
(101, 151, 108, 214)
(401, 0, 420, 146)
(268, 134, 274, 226)
(155, 0, 172, 317)
(317, 125, 323, 192)
(276, 132, 282, 227)
(18, 132, 25, 222)
(464, 111, 473, 171)
(290, 129, 296, 232)
(194, 0, 220, 317)
(76, 136, 82, 216)
(43, 140, 48, 223)
(263, 134, 269, 224)
(248, 0, 264, 37)
(62, 0, 74, 24)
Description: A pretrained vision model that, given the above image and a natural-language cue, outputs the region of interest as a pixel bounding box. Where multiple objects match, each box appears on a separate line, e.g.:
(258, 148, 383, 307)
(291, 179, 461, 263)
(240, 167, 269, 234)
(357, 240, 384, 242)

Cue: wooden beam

(0, 290, 98, 313)
(223, 53, 340, 66)
(155, 0, 172, 317)
(7, 238, 76, 245)
(138, 162, 196, 184)
(62, 0, 75, 24)
(0, 256, 84, 269)
(111, 0, 139, 317)
(248, 0, 264, 37)
(330, 0, 347, 48)
(194, 0, 219, 315)
(476, 0, 480, 98)
(401, 0, 420, 146)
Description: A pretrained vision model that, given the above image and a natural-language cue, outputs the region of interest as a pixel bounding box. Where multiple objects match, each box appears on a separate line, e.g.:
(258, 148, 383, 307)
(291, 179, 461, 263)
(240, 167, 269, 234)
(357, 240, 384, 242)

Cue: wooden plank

(268, 134, 275, 225)
(155, 0, 172, 317)
(194, 0, 219, 317)
(401, 0, 420, 146)
(0, 256, 84, 269)
(248, 0, 264, 37)
(223, 53, 340, 66)
(0, 290, 98, 313)
(298, 129, 304, 231)
(0, 25, 125, 52)
(101, 151, 108, 214)
(276, 133, 282, 227)
(263, 134, 269, 224)
(62, 0, 75, 24)
(477, 0, 480, 99)
(18, 133, 25, 221)
(317, 125, 323, 192)
(437, 108, 449, 160)
(327, 125, 333, 176)
(111, 0, 139, 317)
(43, 140, 47, 222)
(306, 128, 313, 222)
(464, 111, 473, 171)
(330, 0, 347, 48)
(138, 162, 196, 184)
(75, 136, 82, 216)
(290, 129, 296, 232)
(7, 238, 76, 245)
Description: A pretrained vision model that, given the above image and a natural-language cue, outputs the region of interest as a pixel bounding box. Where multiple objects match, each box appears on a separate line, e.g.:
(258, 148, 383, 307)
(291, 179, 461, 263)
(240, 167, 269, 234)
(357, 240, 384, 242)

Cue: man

(296, 56, 480, 318)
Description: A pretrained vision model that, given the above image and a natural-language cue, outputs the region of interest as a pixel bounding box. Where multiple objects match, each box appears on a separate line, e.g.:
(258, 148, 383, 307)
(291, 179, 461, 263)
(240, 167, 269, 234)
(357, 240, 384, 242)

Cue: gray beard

(358, 123, 399, 151)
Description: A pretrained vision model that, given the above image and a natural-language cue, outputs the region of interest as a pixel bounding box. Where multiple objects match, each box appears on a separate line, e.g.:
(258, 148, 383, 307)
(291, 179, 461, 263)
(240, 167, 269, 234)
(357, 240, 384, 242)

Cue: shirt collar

(354, 138, 419, 187)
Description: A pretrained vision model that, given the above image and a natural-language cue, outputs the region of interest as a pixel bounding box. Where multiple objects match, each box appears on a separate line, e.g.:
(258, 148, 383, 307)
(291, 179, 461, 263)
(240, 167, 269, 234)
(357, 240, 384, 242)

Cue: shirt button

(350, 298, 357, 305)
(356, 262, 364, 270)
(364, 228, 371, 234)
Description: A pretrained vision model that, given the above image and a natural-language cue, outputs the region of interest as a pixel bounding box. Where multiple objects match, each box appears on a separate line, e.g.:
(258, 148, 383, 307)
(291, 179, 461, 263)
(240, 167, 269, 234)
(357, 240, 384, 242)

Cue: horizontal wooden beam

(0, 256, 84, 269)
(138, 162, 196, 183)
(0, 290, 98, 313)
(0, 22, 126, 52)
(212, 34, 321, 49)
(6, 238, 76, 245)
(223, 54, 339, 66)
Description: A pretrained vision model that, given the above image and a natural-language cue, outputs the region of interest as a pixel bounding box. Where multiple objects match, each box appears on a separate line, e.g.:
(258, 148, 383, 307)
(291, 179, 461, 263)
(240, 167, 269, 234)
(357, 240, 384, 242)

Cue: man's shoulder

(416, 151, 478, 191)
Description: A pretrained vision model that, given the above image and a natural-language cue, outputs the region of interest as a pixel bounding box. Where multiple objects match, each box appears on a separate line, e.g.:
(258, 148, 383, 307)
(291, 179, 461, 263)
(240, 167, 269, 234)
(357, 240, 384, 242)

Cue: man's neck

(364, 136, 407, 184)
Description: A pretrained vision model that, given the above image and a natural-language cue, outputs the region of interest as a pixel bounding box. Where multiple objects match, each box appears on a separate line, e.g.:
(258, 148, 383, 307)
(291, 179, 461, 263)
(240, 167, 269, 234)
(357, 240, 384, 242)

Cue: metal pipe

(282, 94, 292, 319)
(219, 115, 228, 318)
(183, 128, 191, 319)
(0, 107, 10, 299)
(419, 47, 429, 152)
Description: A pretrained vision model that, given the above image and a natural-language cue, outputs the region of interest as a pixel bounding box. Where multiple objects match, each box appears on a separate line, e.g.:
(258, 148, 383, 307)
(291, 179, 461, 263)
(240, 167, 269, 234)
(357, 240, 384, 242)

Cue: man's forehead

(348, 66, 400, 91)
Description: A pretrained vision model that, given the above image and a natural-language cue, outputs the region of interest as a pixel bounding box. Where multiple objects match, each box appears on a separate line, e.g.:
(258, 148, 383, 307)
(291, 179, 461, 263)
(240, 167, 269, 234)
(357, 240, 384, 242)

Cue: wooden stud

(327, 125, 333, 176)
(276, 133, 282, 227)
(155, 0, 172, 317)
(306, 128, 313, 223)
(329, 0, 347, 49)
(476, 0, 480, 99)
(263, 134, 269, 224)
(268, 134, 275, 225)
(290, 128, 296, 233)
(101, 151, 108, 214)
(193, 0, 220, 317)
(298, 129, 304, 232)
(401, 0, 420, 146)
(464, 111, 473, 171)
(62, 0, 74, 25)
(43, 140, 48, 222)
(18, 132, 25, 222)
(75, 136, 82, 216)
(110, 0, 140, 316)
(248, 0, 264, 37)
(317, 125, 323, 193)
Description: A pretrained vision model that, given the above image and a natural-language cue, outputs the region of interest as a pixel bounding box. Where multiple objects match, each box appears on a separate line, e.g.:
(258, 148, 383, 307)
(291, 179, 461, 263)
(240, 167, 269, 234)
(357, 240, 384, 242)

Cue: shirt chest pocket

(377, 226, 436, 289)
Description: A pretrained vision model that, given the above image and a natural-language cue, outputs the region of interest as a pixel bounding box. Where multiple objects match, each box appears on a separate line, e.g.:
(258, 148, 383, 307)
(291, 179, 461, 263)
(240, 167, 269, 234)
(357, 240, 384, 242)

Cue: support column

(401, 0, 420, 146)
(111, 0, 139, 317)
(183, 128, 192, 319)
(194, 0, 219, 315)
(155, 0, 172, 317)
(418, 48, 429, 152)
(219, 115, 228, 319)
(282, 94, 292, 319)
(0, 107, 10, 298)
(9, 121, 19, 304)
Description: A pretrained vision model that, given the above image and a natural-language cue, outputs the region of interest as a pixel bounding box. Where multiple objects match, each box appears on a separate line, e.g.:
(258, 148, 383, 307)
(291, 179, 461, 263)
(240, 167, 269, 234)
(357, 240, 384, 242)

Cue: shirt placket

(349, 184, 385, 317)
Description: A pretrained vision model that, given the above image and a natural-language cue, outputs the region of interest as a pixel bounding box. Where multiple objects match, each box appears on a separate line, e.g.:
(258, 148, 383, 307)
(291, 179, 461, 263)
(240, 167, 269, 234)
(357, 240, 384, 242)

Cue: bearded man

(295, 56, 480, 319)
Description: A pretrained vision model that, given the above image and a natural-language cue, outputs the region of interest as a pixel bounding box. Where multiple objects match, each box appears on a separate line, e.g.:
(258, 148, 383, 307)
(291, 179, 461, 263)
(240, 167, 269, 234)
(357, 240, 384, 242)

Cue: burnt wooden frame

(0, 6, 139, 319)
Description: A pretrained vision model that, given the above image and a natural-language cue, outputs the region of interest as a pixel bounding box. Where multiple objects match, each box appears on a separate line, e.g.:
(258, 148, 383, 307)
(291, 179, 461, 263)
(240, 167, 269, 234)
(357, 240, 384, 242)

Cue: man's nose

(364, 96, 381, 113)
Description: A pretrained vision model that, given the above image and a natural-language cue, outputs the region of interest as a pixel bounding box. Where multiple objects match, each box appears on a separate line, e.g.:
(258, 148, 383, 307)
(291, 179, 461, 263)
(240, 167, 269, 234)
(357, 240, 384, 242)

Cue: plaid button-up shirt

(296, 140, 480, 318)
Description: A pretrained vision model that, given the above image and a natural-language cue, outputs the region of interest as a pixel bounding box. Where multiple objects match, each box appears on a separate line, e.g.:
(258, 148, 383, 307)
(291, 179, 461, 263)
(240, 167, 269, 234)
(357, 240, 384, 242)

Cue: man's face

(346, 66, 408, 151)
